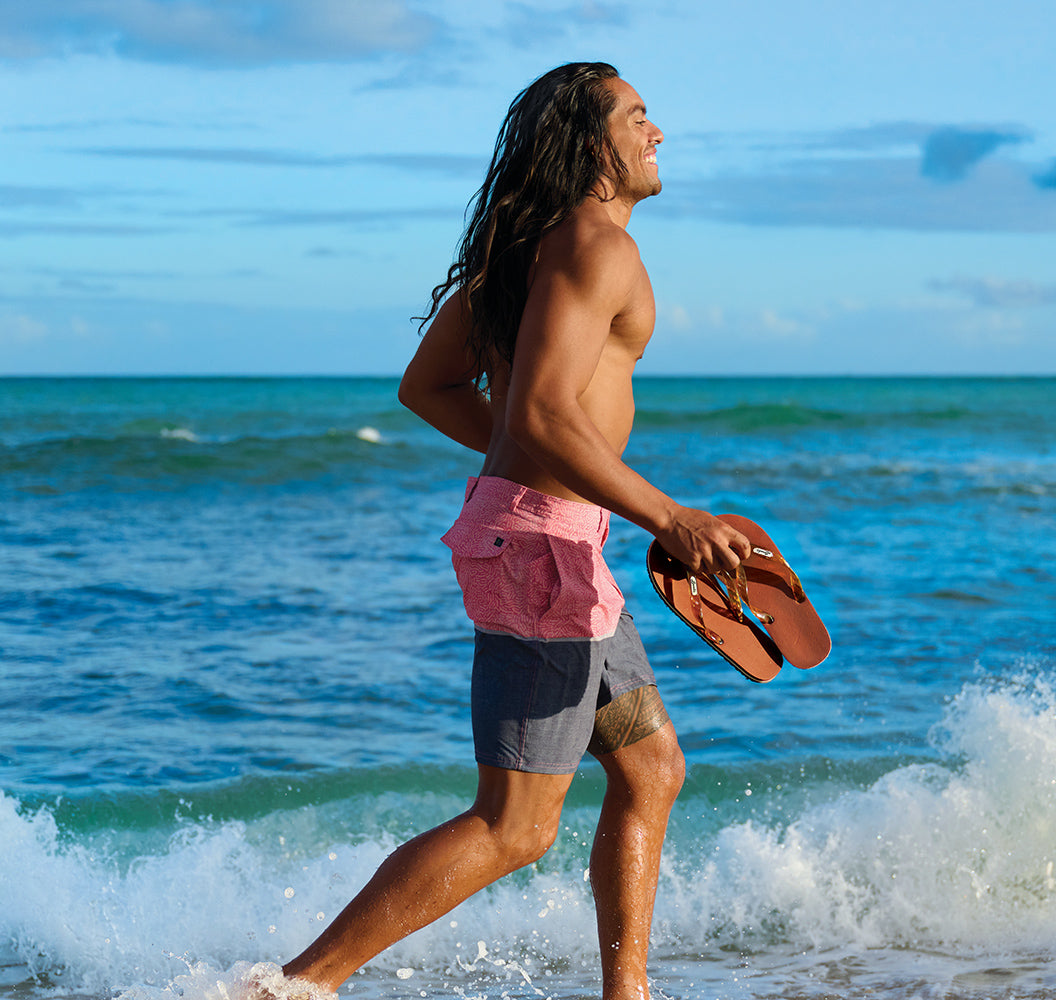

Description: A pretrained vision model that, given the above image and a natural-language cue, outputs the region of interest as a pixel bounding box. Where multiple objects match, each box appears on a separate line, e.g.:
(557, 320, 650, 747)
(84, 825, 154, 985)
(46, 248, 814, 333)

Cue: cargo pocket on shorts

(442, 523, 512, 629)
(442, 523, 554, 635)
(540, 535, 624, 639)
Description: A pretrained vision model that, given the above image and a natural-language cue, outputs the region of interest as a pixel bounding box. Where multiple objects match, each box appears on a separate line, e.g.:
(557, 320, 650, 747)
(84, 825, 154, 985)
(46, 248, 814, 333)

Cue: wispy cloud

(660, 157, 1056, 232)
(1036, 161, 1056, 190)
(687, 121, 1033, 168)
(920, 126, 1031, 182)
(662, 120, 1055, 232)
(930, 276, 1056, 309)
(371, 153, 487, 179)
(809, 122, 934, 152)
(4, 117, 171, 134)
(75, 146, 361, 167)
(0, 313, 49, 344)
(688, 122, 934, 156)
(164, 205, 460, 230)
(0, 181, 172, 238)
(499, 1, 628, 47)
(0, 221, 175, 238)
(0, 0, 440, 65)
(73, 146, 486, 177)
(0, 183, 86, 208)
(231, 206, 461, 228)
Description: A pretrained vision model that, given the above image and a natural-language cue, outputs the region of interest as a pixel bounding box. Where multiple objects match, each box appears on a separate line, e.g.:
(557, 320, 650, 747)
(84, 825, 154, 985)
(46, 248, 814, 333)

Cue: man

(279, 62, 750, 1000)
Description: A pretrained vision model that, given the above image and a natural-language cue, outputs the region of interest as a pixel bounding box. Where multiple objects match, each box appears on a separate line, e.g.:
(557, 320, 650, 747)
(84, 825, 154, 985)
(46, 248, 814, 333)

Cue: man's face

(602, 77, 664, 203)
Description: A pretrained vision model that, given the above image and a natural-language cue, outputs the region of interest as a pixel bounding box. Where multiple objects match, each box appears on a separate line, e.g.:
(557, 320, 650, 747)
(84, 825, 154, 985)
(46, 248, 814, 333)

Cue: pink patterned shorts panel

(442, 476, 625, 641)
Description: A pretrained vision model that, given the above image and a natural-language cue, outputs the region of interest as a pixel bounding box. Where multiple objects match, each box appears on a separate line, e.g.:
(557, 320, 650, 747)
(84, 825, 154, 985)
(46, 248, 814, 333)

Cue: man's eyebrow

(628, 103, 647, 117)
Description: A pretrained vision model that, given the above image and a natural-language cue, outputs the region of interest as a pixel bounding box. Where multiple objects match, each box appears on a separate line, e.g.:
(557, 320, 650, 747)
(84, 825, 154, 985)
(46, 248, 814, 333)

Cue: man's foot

(235, 962, 337, 1000)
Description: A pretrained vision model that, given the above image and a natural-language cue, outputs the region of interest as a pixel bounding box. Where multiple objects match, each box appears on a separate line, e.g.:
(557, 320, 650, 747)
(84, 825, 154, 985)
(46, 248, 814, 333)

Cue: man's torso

(479, 201, 655, 503)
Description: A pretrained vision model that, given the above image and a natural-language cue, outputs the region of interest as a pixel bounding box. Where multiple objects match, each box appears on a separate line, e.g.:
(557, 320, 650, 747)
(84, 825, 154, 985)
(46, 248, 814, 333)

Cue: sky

(2, 0, 1055, 376)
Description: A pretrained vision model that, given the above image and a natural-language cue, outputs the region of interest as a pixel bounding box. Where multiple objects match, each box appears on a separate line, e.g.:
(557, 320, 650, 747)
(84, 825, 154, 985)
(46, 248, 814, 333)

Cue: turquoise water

(2, 376, 1054, 1000)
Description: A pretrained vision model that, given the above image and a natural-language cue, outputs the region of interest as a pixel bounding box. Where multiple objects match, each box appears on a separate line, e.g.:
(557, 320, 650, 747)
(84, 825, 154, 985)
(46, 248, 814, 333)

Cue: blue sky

(3, 0, 1055, 375)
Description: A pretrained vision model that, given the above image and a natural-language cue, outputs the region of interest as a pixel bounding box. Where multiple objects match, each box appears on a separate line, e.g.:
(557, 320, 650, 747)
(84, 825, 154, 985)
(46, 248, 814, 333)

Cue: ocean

(1, 375, 1054, 1000)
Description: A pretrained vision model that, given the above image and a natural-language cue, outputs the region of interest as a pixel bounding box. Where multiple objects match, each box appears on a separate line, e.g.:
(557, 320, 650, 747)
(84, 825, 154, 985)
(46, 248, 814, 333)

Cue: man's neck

(586, 184, 634, 229)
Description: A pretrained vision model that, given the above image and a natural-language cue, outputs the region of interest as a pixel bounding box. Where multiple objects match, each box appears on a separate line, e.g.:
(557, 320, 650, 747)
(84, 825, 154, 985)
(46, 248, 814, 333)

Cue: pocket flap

(441, 521, 509, 558)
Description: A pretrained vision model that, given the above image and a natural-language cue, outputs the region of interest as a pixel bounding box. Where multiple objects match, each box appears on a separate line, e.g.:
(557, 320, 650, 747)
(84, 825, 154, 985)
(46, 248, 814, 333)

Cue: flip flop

(716, 514, 831, 670)
(646, 540, 783, 683)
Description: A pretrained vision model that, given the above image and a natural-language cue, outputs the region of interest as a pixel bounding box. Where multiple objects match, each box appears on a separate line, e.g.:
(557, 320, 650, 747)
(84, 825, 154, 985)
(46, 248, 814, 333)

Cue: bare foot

(236, 962, 337, 1000)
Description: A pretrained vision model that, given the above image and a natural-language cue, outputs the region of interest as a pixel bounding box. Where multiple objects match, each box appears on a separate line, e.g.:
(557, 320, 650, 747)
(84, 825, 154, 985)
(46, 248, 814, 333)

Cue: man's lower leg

(589, 710, 684, 1000)
(281, 766, 573, 991)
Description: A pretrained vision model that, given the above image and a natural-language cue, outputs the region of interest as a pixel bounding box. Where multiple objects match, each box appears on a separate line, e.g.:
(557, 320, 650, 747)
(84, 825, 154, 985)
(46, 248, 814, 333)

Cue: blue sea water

(1, 375, 1054, 1000)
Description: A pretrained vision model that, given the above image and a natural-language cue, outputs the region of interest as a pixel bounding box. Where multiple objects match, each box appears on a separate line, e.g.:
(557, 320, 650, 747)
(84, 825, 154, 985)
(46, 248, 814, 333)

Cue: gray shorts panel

(471, 610, 656, 774)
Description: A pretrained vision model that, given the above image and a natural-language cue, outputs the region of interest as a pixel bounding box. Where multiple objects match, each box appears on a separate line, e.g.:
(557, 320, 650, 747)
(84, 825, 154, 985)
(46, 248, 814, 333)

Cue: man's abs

(479, 379, 635, 503)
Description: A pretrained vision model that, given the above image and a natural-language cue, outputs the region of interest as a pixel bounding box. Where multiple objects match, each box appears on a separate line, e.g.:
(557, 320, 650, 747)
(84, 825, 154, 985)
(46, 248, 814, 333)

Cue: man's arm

(505, 225, 749, 574)
(399, 294, 493, 454)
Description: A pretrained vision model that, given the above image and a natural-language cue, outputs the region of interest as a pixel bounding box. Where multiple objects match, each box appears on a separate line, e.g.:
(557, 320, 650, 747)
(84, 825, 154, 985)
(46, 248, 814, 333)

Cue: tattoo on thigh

(588, 685, 670, 757)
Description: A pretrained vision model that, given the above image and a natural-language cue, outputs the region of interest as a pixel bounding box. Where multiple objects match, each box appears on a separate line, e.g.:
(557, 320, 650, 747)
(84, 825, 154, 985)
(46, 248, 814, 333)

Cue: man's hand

(656, 507, 751, 576)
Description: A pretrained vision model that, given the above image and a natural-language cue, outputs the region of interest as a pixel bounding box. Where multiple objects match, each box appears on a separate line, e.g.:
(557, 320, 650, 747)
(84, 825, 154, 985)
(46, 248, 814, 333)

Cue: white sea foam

(116, 961, 337, 1000)
(656, 669, 1056, 953)
(160, 427, 199, 442)
(1, 670, 1054, 998)
(355, 426, 381, 443)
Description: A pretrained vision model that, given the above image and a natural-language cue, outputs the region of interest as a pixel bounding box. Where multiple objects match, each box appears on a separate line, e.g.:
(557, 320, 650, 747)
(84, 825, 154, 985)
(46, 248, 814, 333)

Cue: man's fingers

(730, 527, 752, 562)
(665, 510, 753, 576)
(711, 526, 751, 574)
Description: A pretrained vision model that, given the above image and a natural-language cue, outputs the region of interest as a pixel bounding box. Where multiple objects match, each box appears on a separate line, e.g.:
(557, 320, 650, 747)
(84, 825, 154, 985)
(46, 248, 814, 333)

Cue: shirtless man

(280, 62, 750, 1000)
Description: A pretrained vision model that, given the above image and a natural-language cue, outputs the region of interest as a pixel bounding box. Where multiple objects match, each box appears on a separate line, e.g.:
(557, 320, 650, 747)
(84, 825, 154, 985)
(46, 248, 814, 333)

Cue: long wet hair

(419, 62, 628, 385)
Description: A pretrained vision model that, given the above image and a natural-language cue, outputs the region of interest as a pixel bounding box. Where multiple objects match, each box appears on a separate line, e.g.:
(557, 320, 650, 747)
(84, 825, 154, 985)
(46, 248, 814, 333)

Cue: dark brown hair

(419, 62, 627, 384)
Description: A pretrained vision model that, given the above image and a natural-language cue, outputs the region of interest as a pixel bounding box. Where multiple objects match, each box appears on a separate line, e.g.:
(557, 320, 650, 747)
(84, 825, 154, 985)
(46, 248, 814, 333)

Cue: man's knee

(483, 809, 560, 871)
(471, 766, 571, 873)
(590, 686, 685, 794)
(644, 723, 686, 802)
(601, 720, 686, 807)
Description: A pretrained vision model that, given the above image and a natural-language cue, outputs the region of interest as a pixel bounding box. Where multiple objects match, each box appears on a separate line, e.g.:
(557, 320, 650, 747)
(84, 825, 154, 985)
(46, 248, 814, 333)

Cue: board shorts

(442, 476, 657, 774)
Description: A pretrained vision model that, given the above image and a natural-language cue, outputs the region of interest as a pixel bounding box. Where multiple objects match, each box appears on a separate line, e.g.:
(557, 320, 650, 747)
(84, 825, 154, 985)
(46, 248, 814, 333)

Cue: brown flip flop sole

(718, 514, 831, 670)
(646, 540, 783, 683)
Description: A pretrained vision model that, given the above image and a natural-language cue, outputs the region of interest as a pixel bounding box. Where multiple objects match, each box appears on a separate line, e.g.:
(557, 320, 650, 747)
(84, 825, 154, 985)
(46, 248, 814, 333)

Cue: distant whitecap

(356, 426, 382, 443)
(160, 427, 198, 442)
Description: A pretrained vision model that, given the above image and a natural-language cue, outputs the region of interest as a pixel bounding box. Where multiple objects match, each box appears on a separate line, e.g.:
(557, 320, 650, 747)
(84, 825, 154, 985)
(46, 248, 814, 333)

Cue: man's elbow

(396, 373, 416, 412)
(398, 369, 433, 417)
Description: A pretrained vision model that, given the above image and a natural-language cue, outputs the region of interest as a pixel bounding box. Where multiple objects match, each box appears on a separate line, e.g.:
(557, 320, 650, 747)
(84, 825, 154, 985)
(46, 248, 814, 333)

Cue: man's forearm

(398, 381, 492, 454)
(506, 396, 749, 576)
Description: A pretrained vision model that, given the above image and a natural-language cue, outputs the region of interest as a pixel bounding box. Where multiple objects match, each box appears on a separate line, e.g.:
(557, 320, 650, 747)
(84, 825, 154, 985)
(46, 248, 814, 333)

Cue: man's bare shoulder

(537, 200, 643, 283)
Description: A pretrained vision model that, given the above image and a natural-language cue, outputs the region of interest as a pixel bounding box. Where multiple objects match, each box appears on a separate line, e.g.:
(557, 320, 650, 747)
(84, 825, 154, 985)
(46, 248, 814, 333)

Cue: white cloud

(659, 157, 1056, 233)
(0, 313, 49, 343)
(0, 0, 440, 65)
(920, 126, 1032, 182)
(756, 308, 813, 339)
(661, 119, 1055, 233)
(499, 1, 627, 46)
(929, 276, 1056, 309)
(664, 303, 692, 330)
